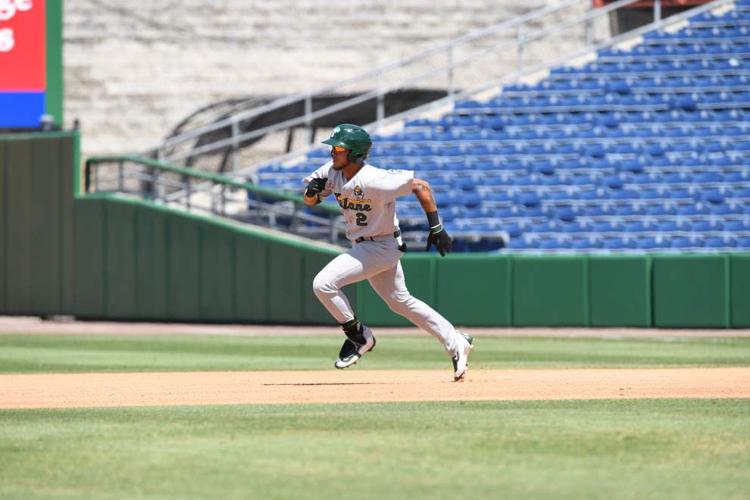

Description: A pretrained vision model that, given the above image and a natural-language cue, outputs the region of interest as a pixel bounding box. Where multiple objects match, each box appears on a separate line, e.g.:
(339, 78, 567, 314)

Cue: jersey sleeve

(368, 169, 414, 201)
(303, 162, 333, 198)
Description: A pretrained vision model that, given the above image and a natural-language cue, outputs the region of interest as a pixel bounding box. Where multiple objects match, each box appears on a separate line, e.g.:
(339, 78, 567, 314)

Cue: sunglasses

(331, 146, 348, 153)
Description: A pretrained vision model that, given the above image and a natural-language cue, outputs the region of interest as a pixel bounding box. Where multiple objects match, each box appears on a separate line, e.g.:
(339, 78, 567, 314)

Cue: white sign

(0, 27, 13, 52)
(0, 0, 33, 22)
(0, 1, 33, 53)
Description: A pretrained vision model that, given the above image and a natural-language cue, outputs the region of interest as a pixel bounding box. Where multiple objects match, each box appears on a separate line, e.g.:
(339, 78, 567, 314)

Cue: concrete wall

(63, 0, 590, 157)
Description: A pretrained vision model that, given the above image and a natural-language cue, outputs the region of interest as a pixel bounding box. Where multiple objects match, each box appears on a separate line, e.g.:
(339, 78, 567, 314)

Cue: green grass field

(0, 334, 748, 499)
(0, 334, 749, 372)
(1, 400, 748, 499)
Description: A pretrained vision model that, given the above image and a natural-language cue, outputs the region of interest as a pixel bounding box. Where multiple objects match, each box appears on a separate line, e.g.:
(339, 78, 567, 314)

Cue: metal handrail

(128, 1, 735, 232)
(158, 0, 583, 151)
(86, 154, 337, 210)
(156, 0, 606, 163)
(163, 0, 734, 176)
(159, 0, 736, 173)
(83, 155, 510, 250)
(84, 155, 346, 243)
(234, 0, 730, 177)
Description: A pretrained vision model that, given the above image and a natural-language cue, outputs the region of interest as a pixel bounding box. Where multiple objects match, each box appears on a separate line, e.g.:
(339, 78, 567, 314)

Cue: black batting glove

(425, 224, 453, 256)
(305, 177, 328, 198)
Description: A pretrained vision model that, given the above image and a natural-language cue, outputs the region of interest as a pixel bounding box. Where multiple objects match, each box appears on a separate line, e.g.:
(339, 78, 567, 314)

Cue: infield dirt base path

(1, 368, 748, 409)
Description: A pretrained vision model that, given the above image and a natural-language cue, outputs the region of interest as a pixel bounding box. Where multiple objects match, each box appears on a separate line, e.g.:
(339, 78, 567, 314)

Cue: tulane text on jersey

(335, 193, 372, 212)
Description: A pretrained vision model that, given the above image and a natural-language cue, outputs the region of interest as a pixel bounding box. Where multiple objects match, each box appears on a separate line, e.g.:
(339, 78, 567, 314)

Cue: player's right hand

(426, 225, 452, 257)
(305, 177, 328, 198)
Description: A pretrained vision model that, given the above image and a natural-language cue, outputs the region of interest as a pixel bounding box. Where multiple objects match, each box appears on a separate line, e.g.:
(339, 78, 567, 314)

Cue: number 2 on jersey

(355, 212, 368, 226)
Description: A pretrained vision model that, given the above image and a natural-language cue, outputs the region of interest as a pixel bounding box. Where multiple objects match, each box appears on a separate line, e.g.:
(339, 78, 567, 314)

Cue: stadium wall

(63, 0, 588, 156)
(1, 133, 748, 327)
(0, 131, 77, 315)
(72, 194, 344, 323)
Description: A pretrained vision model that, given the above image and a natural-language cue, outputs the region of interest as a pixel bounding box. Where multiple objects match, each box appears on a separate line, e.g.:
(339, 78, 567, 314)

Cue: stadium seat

(257, 4, 750, 253)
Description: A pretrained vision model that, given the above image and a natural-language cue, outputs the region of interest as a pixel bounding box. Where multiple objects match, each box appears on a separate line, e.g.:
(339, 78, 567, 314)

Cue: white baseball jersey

(307, 160, 465, 359)
(304, 161, 414, 242)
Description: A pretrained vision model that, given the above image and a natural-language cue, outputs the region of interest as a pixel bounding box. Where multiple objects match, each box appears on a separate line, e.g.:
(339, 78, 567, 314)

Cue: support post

(447, 46, 455, 104)
(231, 118, 240, 172)
(376, 71, 385, 130)
(516, 23, 525, 79)
(654, 0, 662, 24)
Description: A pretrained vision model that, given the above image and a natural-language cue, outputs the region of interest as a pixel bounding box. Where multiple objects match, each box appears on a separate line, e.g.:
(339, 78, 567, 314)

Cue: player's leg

(312, 252, 362, 324)
(367, 261, 474, 380)
(312, 244, 399, 322)
(312, 243, 400, 368)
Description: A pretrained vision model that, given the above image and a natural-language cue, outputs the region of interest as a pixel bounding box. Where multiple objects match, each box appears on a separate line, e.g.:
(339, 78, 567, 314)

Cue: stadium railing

(84, 155, 346, 244)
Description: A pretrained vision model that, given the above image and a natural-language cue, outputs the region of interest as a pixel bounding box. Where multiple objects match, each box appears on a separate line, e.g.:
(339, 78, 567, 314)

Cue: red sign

(0, 0, 45, 91)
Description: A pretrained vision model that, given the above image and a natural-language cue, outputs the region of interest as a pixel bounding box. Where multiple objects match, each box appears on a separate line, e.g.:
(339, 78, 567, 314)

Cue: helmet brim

(321, 138, 348, 148)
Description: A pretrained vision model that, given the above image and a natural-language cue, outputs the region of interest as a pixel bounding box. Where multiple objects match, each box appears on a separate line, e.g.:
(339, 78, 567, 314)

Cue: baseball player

(303, 124, 474, 381)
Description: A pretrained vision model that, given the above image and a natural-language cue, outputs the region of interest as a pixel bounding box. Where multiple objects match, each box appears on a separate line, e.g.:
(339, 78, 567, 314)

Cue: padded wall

(135, 206, 169, 319)
(2, 134, 748, 328)
(73, 198, 105, 317)
(435, 254, 512, 326)
(730, 254, 750, 328)
(0, 133, 77, 315)
(653, 254, 730, 328)
(62, 196, 750, 328)
(72, 196, 344, 324)
(512, 255, 589, 326)
(589, 255, 652, 327)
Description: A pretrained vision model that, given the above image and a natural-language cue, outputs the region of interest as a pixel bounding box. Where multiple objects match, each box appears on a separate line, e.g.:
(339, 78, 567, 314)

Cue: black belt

(355, 229, 401, 244)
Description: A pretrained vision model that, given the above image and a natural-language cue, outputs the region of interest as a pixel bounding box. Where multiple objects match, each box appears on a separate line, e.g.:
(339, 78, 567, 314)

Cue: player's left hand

(426, 225, 452, 256)
(305, 177, 328, 198)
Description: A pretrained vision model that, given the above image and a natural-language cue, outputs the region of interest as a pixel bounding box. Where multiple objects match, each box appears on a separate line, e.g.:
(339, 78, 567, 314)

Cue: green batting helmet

(322, 124, 372, 163)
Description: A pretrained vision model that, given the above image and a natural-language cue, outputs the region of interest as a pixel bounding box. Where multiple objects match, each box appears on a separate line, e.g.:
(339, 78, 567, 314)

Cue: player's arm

(412, 178, 438, 213)
(412, 178, 452, 256)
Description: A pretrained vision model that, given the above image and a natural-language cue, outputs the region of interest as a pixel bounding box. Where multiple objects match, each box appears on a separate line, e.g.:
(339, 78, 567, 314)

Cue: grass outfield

(1, 334, 748, 498)
(0, 400, 748, 499)
(0, 334, 749, 372)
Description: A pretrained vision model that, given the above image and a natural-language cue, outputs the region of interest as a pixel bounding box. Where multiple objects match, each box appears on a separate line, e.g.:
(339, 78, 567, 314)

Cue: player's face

(330, 145, 349, 170)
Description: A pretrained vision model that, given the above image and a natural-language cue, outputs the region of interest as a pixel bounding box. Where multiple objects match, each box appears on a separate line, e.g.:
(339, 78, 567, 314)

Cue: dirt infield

(2, 317, 748, 409)
(1, 368, 748, 409)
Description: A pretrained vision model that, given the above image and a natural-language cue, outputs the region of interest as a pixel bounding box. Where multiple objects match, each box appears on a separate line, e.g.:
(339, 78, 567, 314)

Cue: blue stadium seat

(640, 189, 661, 199)
(539, 239, 563, 249)
(590, 221, 616, 233)
(724, 220, 749, 231)
(614, 205, 637, 216)
(636, 237, 658, 249)
(569, 238, 591, 250)
(258, 6, 750, 253)
(508, 237, 530, 249)
(602, 237, 627, 249)
(703, 236, 734, 248)
(622, 221, 646, 233)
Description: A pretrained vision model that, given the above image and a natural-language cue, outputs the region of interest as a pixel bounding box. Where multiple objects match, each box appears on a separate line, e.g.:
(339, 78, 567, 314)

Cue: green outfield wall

(72, 195, 346, 323)
(1, 133, 749, 327)
(589, 255, 652, 327)
(0, 132, 77, 315)
(653, 254, 731, 328)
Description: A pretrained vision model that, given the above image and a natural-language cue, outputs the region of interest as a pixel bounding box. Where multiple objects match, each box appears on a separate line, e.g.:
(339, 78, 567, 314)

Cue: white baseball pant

(312, 238, 462, 354)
